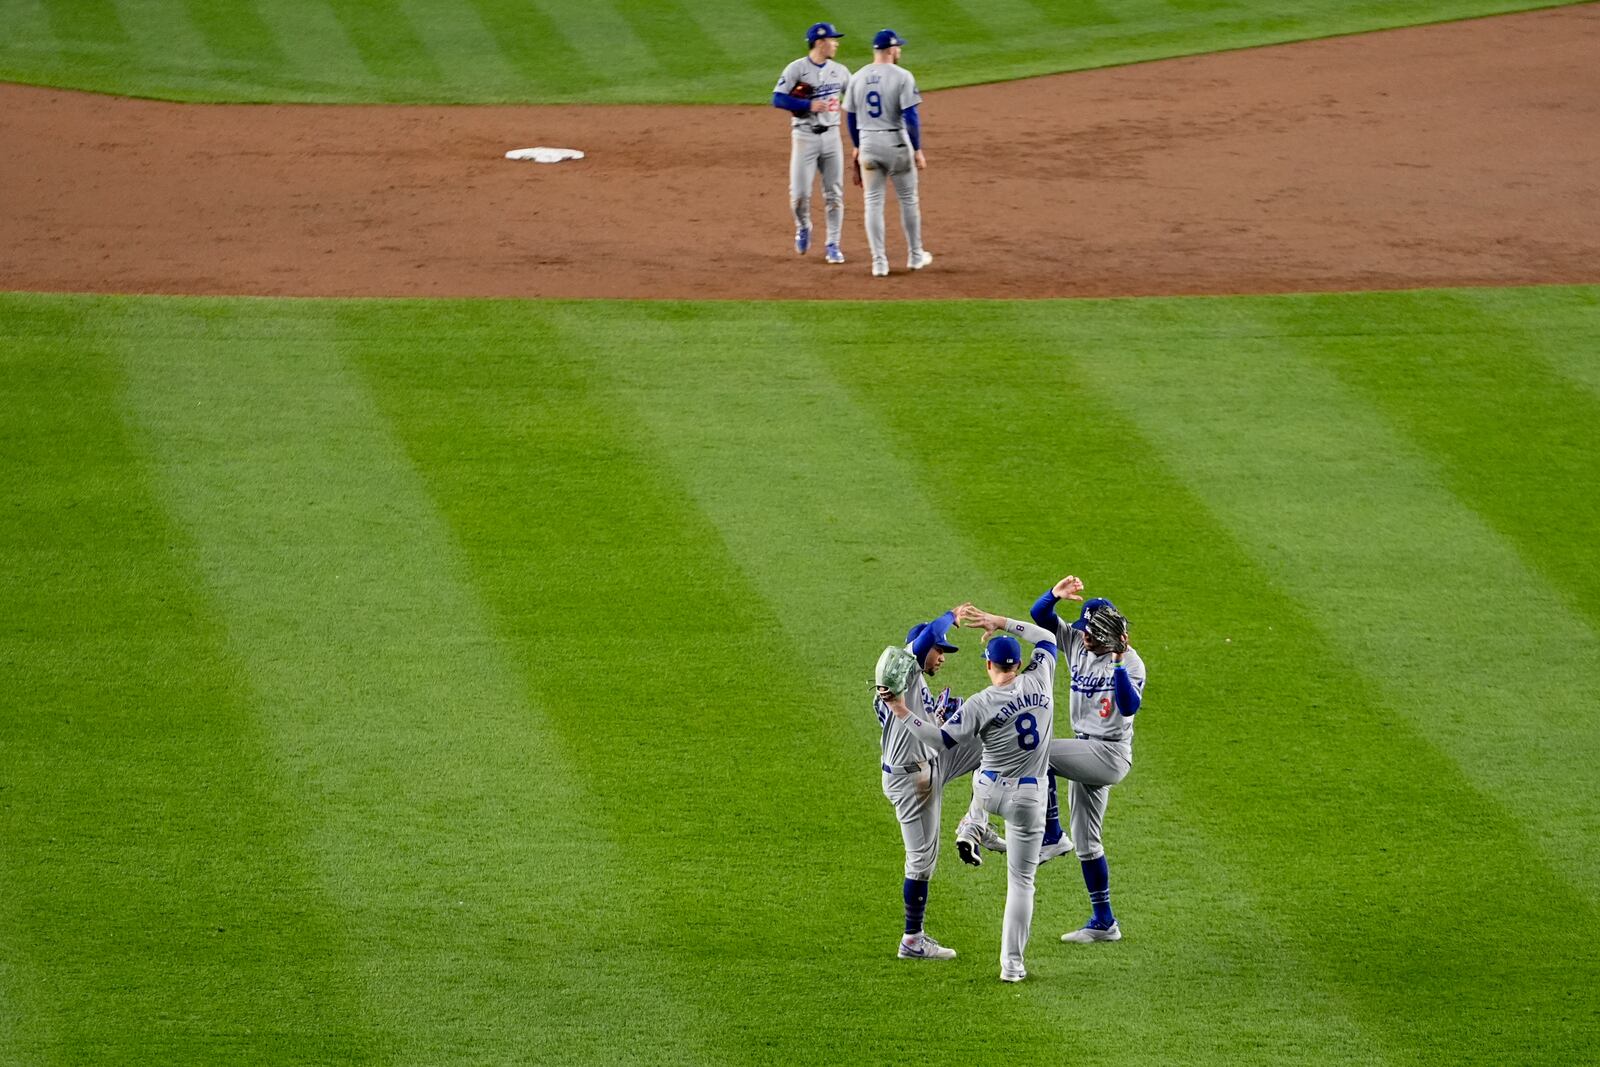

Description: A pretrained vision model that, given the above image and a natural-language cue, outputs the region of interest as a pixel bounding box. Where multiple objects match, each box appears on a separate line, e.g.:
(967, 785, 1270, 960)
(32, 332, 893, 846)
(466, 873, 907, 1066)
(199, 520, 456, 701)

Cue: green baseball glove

(874, 645, 918, 696)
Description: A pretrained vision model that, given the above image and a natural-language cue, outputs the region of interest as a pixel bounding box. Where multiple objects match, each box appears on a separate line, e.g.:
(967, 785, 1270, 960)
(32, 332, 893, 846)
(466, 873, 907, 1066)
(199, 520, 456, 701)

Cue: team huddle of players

(772, 23, 933, 277)
(873, 576, 1147, 983)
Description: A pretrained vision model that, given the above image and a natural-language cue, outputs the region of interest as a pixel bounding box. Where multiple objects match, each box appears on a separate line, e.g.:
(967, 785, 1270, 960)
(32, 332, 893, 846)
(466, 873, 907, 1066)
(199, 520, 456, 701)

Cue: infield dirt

(3, 4, 1597, 301)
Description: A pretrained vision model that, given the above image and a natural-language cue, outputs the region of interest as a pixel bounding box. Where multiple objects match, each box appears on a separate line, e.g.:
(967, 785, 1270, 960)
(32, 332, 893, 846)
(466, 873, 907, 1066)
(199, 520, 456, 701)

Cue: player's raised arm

(1031, 575, 1085, 631)
(957, 604, 1056, 658)
(909, 607, 958, 662)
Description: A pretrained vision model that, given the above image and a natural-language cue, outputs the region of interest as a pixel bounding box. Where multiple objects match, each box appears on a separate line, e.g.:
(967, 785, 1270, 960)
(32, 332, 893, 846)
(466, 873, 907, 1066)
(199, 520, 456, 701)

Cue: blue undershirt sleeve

(904, 105, 921, 150)
(1113, 667, 1142, 716)
(847, 111, 860, 147)
(910, 610, 956, 662)
(1031, 591, 1062, 631)
(772, 91, 811, 116)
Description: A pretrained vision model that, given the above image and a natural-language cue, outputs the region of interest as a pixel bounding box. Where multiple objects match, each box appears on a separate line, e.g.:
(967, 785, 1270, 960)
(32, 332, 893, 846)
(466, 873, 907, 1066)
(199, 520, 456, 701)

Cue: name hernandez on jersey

(1054, 623, 1147, 742)
(907, 645, 1057, 780)
(775, 58, 850, 127)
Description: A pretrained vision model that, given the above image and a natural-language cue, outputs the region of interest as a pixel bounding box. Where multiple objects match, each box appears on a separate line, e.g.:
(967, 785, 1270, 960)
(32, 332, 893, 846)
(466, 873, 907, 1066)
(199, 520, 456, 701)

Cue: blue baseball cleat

(796, 226, 811, 254)
(825, 243, 845, 264)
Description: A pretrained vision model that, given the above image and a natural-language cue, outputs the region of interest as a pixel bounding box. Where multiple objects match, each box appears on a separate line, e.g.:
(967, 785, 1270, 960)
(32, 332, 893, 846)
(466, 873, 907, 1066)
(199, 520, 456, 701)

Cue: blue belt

(883, 761, 929, 775)
(980, 769, 1038, 785)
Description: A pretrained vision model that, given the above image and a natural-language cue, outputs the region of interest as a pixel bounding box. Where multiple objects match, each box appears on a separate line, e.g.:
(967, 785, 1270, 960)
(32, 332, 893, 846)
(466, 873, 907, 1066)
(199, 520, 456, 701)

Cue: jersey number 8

(1014, 713, 1040, 751)
(866, 90, 883, 118)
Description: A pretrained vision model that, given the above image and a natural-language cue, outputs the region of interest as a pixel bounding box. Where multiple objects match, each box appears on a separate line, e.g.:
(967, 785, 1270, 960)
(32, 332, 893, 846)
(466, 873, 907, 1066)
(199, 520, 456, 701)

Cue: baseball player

(872, 610, 1002, 961)
(841, 29, 932, 278)
(885, 606, 1057, 982)
(1028, 575, 1148, 944)
(772, 23, 851, 264)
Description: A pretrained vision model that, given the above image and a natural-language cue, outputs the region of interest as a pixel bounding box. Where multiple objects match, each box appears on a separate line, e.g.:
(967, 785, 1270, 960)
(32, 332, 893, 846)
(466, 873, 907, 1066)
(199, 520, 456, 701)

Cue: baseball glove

(874, 645, 918, 696)
(790, 81, 814, 99)
(1083, 606, 1130, 655)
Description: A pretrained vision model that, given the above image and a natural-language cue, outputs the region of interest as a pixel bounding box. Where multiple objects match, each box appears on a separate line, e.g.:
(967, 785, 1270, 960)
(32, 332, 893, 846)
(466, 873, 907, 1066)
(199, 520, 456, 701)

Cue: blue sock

(1043, 770, 1063, 844)
(1081, 855, 1114, 927)
(903, 878, 928, 936)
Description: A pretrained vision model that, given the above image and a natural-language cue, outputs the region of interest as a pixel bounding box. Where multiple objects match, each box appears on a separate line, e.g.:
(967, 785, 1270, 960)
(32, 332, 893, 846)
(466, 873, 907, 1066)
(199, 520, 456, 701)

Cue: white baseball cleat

(908, 250, 934, 270)
(871, 261, 889, 277)
(1037, 837, 1075, 865)
(979, 822, 1007, 854)
(1061, 921, 1121, 943)
(1000, 968, 1026, 983)
(955, 818, 985, 867)
(898, 932, 957, 959)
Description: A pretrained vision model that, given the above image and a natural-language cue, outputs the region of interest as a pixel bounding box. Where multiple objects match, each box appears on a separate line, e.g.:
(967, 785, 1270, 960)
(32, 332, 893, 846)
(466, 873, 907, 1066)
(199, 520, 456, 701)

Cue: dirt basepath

(3, 5, 1597, 301)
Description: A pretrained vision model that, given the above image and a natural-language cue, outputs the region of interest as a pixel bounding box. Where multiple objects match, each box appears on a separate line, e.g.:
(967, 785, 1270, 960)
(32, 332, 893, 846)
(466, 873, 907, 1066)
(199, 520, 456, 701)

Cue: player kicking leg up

(872, 609, 979, 959)
(888, 605, 1059, 981)
(1029, 576, 1148, 942)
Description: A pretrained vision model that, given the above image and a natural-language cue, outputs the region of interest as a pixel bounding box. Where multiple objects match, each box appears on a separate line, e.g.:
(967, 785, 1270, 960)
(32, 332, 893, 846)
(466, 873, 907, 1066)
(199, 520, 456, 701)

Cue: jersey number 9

(866, 90, 883, 118)
(1014, 713, 1040, 751)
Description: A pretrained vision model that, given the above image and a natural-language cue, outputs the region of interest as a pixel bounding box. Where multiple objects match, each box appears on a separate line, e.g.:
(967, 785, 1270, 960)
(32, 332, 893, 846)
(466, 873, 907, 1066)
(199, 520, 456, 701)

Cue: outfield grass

(2, 285, 1597, 1064)
(0, 0, 1576, 103)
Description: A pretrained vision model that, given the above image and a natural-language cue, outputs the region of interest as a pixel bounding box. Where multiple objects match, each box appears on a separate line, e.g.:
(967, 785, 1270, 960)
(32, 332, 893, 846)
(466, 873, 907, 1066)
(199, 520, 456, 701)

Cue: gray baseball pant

(1048, 737, 1132, 861)
(881, 734, 983, 880)
(971, 772, 1045, 978)
(858, 134, 924, 268)
(790, 127, 844, 246)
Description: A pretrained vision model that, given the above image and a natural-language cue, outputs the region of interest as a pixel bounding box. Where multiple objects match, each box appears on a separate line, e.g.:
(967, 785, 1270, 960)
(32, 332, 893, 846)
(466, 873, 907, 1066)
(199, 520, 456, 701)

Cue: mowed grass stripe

(110, 298, 700, 1063)
(462, 0, 592, 95)
(179, 0, 290, 70)
(395, 0, 517, 97)
(1502, 285, 1600, 398)
(542, 303, 1386, 1064)
(539, 0, 661, 83)
(818, 298, 1600, 1061)
(345, 303, 947, 1061)
(1067, 293, 1600, 896)
(325, 0, 444, 85)
(0, 296, 377, 1062)
(38, 0, 128, 47)
(1278, 288, 1600, 636)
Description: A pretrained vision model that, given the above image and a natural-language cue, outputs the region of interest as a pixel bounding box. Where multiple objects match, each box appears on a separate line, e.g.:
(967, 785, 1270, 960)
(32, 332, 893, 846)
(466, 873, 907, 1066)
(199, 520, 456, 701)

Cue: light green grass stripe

(1504, 285, 1600, 397)
(0, 295, 378, 1062)
(39, 0, 129, 47)
(541, 302, 1387, 1064)
(1275, 288, 1600, 635)
(325, 0, 443, 85)
(109, 298, 700, 1064)
(396, 0, 517, 95)
(1008, 295, 1600, 895)
(537, 0, 660, 78)
(0, 0, 56, 54)
(812, 297, 1599, 1061)
(251, 0, 371, 89)
(120, 0, 211, 74)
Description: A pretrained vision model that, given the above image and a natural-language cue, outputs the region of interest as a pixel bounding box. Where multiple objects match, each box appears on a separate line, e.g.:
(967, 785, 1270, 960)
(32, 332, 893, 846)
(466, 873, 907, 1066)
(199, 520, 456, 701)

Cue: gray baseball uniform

(774, 57, 850, 248)
(876, 647, 983, 881)
(904, 618, 1057, 979)
(1049, 622, 1148, 860)
(841, 61, 925, 271)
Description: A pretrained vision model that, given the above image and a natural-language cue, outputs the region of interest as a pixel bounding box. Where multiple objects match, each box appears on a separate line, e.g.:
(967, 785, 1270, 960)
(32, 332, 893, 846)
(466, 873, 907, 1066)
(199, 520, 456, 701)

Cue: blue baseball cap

(906, 621, 959, 654)
(872, 28, 905, 49)
(984, 634, 1022, 666)
(1070, 597, 1117, 632)
(807, 22, 845, 43)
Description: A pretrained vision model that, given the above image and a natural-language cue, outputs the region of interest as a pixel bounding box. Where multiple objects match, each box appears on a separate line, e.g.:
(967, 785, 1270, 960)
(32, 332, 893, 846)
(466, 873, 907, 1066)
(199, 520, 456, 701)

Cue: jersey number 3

(1014, 713, 1040, 751)
(866, 90, 883, 118)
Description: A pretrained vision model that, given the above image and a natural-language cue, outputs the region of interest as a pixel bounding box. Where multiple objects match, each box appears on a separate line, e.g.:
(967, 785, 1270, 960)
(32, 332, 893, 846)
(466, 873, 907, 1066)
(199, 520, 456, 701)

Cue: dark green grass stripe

(1272, 288, 1600, 641)
(39, 0, 129, 46)
(811, 298, 1600, 1063)
(0, 296, 378, 1063)
(535, 302, 1386, 1063)
(341, 303, 883, 1061)
(324, 0, 444, 84)
(1016, 0, 1120, 29)
(104, 297, 711, 1064)
(462, 0, 593, 93)
(179, 0, 289, 69)
(612, 0, 736, 79)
